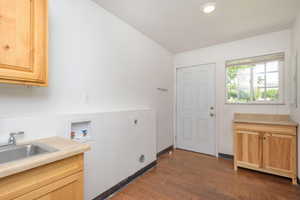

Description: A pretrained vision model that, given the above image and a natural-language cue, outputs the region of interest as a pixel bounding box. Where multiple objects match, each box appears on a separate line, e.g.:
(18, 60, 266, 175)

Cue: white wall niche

(70, 120, 92, 143)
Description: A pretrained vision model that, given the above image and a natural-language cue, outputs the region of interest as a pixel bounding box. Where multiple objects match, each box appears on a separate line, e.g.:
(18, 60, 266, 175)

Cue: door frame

(174, 63, 218, 157)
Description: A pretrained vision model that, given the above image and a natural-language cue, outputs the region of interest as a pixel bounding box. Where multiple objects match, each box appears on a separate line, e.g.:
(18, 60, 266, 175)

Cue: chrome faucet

(8, 132, 25, 145)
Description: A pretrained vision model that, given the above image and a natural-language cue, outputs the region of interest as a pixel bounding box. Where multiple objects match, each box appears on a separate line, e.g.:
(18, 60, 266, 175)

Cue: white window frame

(225, 53, 285, 105)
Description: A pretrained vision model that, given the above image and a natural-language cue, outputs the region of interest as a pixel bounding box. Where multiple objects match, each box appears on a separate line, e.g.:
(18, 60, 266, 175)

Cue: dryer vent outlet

(139, 154, 145, 163)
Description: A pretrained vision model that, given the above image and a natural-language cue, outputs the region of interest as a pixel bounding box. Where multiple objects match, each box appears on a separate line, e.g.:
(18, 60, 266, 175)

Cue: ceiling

(93, 0, 300, 53)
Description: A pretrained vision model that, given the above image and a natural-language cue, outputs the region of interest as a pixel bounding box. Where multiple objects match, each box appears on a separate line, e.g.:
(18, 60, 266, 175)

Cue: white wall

(291, 13, 300, 179)
(0, 0, 174, 152)
(174, 30, 291, 155)
(0, 109, 157, 200)
(82, 110, 156, 200)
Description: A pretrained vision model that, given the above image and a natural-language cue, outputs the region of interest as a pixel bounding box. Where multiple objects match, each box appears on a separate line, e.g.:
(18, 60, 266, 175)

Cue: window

(226, 53, 284, 104)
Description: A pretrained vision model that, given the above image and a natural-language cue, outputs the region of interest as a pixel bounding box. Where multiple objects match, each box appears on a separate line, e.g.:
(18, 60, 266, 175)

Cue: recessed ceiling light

(202, 2, 216, 14)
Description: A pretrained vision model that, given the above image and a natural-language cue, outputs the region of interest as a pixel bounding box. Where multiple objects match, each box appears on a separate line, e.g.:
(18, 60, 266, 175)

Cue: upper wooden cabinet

(0, 0, 48, 86)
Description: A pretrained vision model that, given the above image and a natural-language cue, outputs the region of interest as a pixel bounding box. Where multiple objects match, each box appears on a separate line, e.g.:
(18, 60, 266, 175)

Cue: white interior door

(176, 64, 216, 156)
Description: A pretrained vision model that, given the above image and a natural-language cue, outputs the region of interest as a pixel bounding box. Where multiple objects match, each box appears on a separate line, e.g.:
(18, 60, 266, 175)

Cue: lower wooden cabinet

(234, 123, 297, 184)
(0, 154, 84, 200)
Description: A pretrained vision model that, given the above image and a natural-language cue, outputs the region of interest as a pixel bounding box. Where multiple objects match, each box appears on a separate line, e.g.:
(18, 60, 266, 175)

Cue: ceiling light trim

(202, 2, 216, 14)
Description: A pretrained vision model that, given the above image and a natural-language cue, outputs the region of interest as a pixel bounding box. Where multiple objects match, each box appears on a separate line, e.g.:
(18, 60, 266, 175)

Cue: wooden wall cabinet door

(262, 133, 297, 178)
(0, 0, 48, 86)
(235, 130, 262, 169)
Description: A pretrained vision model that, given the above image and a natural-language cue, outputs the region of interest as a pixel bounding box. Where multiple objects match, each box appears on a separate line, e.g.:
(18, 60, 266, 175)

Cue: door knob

(210, 113, 214, 117)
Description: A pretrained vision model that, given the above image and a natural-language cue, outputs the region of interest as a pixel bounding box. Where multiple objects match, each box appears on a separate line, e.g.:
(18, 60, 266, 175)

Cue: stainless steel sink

(0, 143, 58, 164)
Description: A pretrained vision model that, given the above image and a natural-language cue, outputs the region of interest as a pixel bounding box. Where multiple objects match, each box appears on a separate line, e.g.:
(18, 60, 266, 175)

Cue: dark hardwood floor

(109, 149, 300, 200)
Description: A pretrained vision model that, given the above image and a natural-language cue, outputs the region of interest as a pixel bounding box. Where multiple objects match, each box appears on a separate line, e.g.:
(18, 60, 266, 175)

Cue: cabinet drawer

(0, 154, 83, 200)
(234, 123, 296, 136)
(15, 172, 83, 200)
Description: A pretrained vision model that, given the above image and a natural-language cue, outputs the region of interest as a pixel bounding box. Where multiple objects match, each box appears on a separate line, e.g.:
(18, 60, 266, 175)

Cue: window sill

(225, 102, 285, 105)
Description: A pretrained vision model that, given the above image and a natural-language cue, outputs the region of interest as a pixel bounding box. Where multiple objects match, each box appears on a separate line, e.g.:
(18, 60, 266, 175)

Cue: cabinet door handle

(4, 45, 10, 50)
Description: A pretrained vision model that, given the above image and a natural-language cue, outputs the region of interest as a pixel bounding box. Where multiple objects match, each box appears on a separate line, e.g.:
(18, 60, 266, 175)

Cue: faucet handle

(9, 131, 25, 137)
(8, 132, 24, 145)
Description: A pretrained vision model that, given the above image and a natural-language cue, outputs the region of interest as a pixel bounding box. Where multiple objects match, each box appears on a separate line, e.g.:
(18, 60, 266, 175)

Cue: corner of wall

(290, 10, 300, 179)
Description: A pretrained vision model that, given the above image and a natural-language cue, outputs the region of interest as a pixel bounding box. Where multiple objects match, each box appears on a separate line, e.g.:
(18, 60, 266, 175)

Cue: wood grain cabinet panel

(0, 0, 48, 86)
(0, 154, 84, 200)
(16, 173, 83, 200)
(234, 123, 297, 184)
(235, 131, 262, 168)
(263, 133, 296, 174)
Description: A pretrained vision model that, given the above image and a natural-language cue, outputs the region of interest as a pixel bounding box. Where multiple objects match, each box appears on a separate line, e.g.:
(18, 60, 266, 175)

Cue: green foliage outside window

(226, 64, 279, 103)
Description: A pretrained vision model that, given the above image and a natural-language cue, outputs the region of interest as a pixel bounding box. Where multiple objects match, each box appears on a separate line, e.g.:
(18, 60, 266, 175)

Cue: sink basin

(0, 143, 58, 164)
